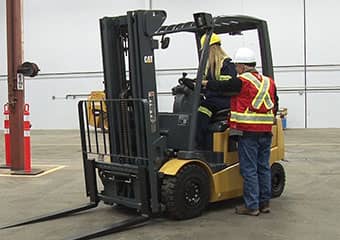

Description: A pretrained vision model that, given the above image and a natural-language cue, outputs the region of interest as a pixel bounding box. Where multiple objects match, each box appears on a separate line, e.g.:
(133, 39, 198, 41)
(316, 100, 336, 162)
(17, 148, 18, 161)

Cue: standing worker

(196, 33, 238, 150)
(204, 47, 278, 216)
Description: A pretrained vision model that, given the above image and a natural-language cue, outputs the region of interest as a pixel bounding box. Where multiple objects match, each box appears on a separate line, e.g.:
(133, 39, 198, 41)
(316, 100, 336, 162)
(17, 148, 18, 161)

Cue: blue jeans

(238, 133, 272, 210)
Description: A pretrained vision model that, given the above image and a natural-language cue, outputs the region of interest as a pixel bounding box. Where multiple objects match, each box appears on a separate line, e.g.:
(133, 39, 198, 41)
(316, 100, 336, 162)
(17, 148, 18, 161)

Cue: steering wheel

(178, 72, 195, 90)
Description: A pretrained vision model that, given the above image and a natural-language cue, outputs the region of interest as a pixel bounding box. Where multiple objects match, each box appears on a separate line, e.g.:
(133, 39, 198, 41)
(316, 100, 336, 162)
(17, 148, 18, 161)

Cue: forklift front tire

(161, 164, 209, 220)
(271, 162, 286, 198)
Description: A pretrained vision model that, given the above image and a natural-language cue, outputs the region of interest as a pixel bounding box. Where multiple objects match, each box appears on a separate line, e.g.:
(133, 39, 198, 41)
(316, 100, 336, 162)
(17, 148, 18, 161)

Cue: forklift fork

(0, 157, 151, 239)
(0, 202, 98, 230)
(69, 215, 150, 240)
(0, 202, 150, 240)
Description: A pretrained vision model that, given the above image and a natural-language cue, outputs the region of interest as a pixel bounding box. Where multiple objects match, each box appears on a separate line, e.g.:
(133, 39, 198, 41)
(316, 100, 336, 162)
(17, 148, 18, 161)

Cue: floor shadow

(206, 197, 243, 213)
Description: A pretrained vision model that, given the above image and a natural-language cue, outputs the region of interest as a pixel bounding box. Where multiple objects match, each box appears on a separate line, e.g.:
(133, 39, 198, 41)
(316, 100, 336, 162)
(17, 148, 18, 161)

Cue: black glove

(178, 72, 195, 90)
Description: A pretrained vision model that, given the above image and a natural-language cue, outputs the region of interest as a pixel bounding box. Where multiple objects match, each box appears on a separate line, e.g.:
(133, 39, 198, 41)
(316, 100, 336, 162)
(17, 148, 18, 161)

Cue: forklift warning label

(144, 55, 153, 64)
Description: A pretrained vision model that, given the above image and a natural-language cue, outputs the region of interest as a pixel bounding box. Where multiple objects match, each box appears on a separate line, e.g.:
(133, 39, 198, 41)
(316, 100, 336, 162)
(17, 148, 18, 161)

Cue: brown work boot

(259, 202, 271, 213)
(235, 205, 260, 216)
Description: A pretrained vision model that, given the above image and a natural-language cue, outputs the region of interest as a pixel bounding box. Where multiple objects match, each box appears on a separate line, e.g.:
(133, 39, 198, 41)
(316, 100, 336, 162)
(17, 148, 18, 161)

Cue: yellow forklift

(1, 10, 285, 239)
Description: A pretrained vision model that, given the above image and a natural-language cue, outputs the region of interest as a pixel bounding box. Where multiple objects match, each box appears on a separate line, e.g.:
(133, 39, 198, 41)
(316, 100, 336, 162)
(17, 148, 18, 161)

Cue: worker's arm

(218, 59, 237, 82)
(205, 76, 242, 93)
(273, 84, 279, 115)
(204, 59, 242, 94)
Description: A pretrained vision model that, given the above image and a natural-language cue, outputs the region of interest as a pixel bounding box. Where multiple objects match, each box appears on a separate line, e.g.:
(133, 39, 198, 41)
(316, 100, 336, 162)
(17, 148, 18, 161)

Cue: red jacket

(230, 71, 276, 132)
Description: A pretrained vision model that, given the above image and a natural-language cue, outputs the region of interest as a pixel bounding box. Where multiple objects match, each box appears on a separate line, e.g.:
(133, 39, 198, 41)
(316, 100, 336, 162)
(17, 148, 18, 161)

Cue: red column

(6, 0, 25, 171)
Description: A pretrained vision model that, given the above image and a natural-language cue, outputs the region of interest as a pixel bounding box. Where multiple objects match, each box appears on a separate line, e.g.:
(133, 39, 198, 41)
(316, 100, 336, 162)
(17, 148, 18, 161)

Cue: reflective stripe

(5, 115, 9, 120)
(242, 72, 261, 88)
(241, 72, 274, 110)
(252, 76, 270, 109)
(230, 111, 274, 124)
(219, 75, 232, 81)
(263, 93, 274, 109)
(24, 130, 30, 137)
(4, 129, 9, 134)
(198, 106, 212, 117)
(24, 115, 29, 121)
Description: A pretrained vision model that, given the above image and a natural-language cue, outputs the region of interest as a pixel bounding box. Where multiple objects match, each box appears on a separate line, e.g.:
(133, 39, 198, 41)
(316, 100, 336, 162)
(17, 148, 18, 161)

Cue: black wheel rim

(183, 178, 201, 208)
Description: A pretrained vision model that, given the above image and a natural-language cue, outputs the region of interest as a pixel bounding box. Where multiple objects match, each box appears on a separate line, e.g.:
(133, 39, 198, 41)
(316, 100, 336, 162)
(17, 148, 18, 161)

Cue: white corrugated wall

(0, 0, 339, 129)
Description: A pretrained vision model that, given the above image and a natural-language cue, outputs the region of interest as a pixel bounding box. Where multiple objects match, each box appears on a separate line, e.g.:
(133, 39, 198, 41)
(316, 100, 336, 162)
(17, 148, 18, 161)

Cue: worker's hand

(202, 80, 208, 88)
(178, 72, 195, 90)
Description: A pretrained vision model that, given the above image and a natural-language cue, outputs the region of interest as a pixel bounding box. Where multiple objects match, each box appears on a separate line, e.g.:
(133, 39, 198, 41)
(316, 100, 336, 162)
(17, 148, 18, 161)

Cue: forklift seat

(210, 108, 230, 123)
(208, 108, 230, 132)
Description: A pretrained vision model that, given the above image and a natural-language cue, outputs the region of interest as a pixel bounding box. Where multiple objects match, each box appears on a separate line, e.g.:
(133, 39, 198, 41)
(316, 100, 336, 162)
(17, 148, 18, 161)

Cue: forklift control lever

(178, 72, 195, 90)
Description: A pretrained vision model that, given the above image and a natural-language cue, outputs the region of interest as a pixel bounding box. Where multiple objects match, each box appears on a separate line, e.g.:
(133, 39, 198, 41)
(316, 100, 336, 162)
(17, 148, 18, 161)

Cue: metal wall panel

(22, 0, 145, 73)
(1, 1, 340, 128)
(306, 0, 340, 65)
(0, 0, 6, 74)
(307, 92, 340, 128)
(24, 74, 103, 129)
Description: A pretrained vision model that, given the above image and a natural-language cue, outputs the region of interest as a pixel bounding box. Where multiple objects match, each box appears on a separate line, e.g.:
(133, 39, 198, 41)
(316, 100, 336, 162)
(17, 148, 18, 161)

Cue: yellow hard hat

(200, 33, 221, 49)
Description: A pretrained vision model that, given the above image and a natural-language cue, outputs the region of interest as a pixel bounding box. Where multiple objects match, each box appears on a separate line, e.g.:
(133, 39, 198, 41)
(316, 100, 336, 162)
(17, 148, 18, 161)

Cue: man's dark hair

(245, 62, 256, 67)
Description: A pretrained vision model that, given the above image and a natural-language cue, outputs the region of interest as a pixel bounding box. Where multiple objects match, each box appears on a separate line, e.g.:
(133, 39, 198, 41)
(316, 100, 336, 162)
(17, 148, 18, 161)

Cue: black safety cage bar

(155, 15, 259, 35)
(154, 15, 273, 78)
(152, 13, 274, 149)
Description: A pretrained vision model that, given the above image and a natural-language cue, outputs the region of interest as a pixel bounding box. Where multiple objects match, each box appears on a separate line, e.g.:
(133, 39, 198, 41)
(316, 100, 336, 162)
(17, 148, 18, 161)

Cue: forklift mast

(100, 11, 165, 157)
(97, 10, 172, 214)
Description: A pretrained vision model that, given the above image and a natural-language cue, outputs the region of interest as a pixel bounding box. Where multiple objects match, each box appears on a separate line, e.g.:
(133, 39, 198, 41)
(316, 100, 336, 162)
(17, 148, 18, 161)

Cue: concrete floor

(0, 129, 340, 240)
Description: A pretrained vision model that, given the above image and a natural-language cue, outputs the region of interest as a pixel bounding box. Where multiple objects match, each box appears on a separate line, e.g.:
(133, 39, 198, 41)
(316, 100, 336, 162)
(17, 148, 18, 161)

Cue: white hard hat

(233, 47, 256, 64)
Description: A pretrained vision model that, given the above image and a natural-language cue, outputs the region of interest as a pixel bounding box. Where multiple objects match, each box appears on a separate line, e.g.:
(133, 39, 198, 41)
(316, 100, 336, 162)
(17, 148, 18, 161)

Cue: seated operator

(196, 33, 240, 150)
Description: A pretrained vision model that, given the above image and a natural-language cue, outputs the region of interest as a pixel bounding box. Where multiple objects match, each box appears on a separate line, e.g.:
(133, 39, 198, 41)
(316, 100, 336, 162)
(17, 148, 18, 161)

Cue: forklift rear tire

(161, 164, 209, 220)
(271, 162, 285, 198)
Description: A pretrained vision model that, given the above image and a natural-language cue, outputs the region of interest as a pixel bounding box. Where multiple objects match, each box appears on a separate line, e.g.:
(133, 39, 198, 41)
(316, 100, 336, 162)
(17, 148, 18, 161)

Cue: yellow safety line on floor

(0, 165, 66, 178)
(35, 165, 66, 177)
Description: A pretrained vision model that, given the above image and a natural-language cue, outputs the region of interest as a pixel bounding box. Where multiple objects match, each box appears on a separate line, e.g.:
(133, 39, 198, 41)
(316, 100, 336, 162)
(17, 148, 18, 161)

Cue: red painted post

(6, 1, 40, 175)
(6, 0, 25, 171)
